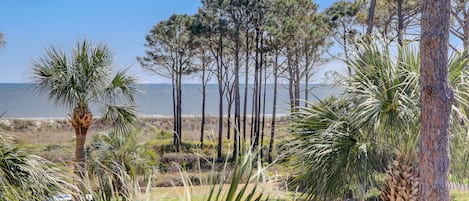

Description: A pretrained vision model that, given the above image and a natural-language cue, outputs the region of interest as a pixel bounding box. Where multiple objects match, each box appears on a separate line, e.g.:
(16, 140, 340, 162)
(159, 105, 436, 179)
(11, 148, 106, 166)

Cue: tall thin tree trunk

(287, 50, 294, 112)
(268, 49, 279, 163)
(171, 73, 176, 147)
(294, 52, 301, 108)
(200, 68, 206, 146)
(343, 23, 351, 76)
(397, 0, 404, 46)
(217, 32, 224, 161)
(243, 29, 250, 149)
(251, 28, 260, 147)
(304, 41, 310, 107)
(419, 0, 452, 200)
(234, 25, 241, 160)
(260, 51, 267, 160)
(178, 65, 182, 150)
(227, 94, 232, 140)
(366, 0, 376, 36)
(464, 14, 469, 49)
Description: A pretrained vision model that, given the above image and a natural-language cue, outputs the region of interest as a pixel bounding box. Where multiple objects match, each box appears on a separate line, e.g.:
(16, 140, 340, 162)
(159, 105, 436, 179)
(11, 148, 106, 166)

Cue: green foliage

(31, 39, 138, 133)
(0, 136, 77, 200)
(206, 150, 268, 201)
(451, 190, 469, 201)
(171, 149, 270, 201)
(289, 39, 469, 200)
(290, 98, 392, 200)
(86, 130, 158, 199)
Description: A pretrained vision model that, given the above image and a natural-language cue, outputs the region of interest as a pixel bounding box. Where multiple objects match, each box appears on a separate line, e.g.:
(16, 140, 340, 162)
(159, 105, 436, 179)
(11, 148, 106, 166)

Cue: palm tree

(290, 39, 469, 200)
(31, 40, 138, 176)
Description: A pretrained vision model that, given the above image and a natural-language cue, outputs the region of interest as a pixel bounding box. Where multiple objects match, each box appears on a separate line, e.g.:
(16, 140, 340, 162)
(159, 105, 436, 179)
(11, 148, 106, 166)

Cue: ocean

(0, 83, 340, 118)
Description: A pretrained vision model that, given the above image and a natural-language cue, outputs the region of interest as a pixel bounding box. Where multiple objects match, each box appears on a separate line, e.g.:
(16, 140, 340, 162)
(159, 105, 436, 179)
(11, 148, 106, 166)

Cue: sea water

(0, 83, 340, 118)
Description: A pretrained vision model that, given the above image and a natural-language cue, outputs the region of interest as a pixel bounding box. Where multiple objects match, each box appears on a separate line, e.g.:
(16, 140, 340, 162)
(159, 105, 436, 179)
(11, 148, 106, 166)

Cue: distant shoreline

(0, 114, 290, 121)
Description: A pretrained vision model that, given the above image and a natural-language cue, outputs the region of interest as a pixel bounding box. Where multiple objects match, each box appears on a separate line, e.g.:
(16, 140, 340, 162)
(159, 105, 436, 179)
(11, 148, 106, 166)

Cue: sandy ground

(0, 115, 290, 144)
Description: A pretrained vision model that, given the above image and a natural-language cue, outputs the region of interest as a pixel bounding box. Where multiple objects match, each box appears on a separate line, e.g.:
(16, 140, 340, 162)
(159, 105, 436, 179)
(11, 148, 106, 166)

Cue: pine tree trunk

(227, 97, 232, 140)
(287, 50, 294, 113)
(217, 32, 224, 161)
(419, 0, 452, 200)
(260, 55, 267, 160)
(177, 62, 183, 151)
(268, 49, 279, 164)
(397, 0, 404, 46)
(251, 27, 260, 147)
(200, 77, 206, 147)
(366, 0, 376, 36)
(243, 29, 250, 148)
(464, 13, 469, 50)
(255, 35, 263, 149)
(171, 75, 178, 151)
(294, 53, 301, 108)
(233, 25, 241, 160)
(343, 23, 351, 76)
(304, 41, 310, 107)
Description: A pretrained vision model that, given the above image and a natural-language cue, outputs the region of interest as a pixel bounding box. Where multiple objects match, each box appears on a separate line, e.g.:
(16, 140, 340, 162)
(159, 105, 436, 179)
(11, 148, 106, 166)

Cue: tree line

(138, 0, 469, 164)
(138, 0, 332, 162)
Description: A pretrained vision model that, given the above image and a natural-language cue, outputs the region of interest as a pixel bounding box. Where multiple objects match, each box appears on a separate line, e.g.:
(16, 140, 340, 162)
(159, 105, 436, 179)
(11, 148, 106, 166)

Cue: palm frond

(32, 46, 80, 109)
(290, 98, 391, 200)
(100, 69, 139, 105)
(101, 105, 138, 134)
(0, 137, 78, 200)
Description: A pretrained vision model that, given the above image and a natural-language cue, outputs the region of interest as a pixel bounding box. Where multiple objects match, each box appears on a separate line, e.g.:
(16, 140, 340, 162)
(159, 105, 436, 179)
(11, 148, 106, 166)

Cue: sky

(0, 0, 342, 83)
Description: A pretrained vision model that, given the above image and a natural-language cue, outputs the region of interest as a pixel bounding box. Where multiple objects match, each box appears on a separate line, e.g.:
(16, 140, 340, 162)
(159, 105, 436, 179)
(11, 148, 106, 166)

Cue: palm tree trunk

(75, 128, 87, 176)
(71, 107, 92, 178)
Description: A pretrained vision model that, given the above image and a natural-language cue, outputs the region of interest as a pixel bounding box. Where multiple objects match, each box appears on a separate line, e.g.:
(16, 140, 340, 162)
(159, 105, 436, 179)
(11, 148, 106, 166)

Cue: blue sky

(0, 0, 340, 83)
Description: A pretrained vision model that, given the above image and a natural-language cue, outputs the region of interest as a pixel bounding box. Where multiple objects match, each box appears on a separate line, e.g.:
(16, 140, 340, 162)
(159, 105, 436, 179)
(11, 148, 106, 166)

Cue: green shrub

(451, 190, 469, 201)
(0, 137, 78, 200)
